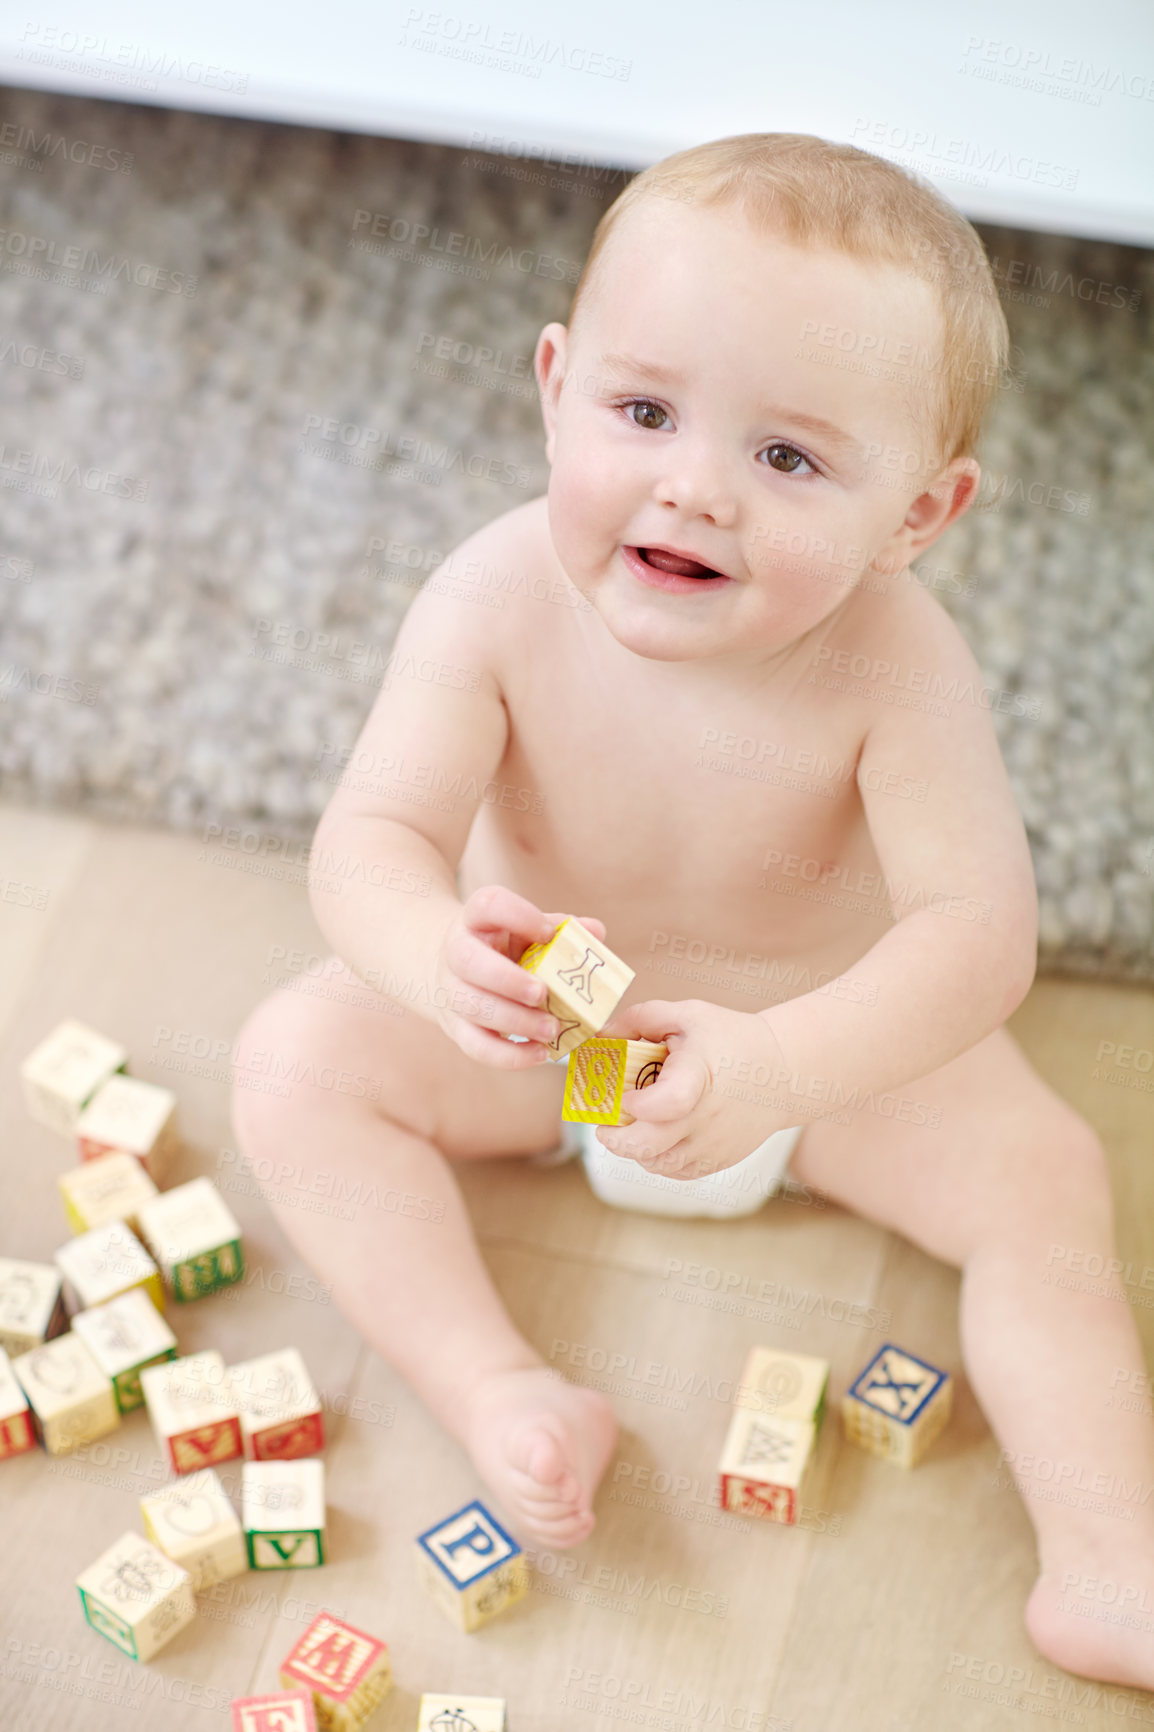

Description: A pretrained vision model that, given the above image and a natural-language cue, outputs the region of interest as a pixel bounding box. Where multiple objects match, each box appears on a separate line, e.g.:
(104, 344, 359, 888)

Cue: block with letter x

(244, 1458, 325, 1568)
(415, 1498, 529, 1631)
(279, 1611, 392, 1730)
(518, 917, 635, 1058)
(842, 1342, 952, 1467)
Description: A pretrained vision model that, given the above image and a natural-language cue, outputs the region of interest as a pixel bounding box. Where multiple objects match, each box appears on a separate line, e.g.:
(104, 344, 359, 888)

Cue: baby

(233, 134, 1154, 1689)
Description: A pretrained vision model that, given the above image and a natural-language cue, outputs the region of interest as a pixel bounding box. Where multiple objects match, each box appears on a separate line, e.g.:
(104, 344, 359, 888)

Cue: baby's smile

(621, 543, 734, 592)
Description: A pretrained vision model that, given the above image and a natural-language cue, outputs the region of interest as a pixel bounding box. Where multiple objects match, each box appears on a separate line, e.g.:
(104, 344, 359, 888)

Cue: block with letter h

(279, 1611, 393, 1730)
(415, 1499, 529, 1631)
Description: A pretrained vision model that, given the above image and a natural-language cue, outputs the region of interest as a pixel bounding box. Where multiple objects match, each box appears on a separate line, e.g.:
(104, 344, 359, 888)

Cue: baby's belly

(459, 805, 892, 1018)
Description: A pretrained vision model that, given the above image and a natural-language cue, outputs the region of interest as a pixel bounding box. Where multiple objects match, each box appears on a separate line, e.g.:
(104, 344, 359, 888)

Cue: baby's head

(535, 133, 1010, 665)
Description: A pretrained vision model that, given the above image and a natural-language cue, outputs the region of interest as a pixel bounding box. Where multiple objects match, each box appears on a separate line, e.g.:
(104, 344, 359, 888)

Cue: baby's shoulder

(837, 565, 980, 676)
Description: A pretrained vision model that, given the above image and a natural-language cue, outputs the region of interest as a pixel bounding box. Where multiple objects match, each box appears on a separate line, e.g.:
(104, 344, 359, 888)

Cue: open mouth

(634, 546, 725, 580)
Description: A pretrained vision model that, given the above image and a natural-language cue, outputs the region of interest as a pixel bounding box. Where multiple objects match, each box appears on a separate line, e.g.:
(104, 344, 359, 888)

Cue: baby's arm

(761, 610, 1039, 1109)
(602, 605, 1038, 1173)
(306, 526, 588, 1066)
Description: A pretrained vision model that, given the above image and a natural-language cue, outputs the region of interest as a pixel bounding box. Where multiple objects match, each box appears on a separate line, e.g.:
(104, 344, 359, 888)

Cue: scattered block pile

(7, 1016, 526, 1726)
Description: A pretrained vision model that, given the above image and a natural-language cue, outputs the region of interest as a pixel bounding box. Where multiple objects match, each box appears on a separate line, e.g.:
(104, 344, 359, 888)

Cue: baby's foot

(1026, 1553, 1154, 1690)
(461, 1365, 617, 1547)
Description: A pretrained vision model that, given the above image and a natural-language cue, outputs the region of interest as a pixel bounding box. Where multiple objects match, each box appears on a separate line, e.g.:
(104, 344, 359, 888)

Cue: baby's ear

(534, 323, 569, 459)
(898, 457, 981, 564)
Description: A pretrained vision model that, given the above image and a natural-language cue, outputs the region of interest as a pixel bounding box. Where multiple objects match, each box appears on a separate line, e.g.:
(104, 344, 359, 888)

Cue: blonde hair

(568, 133, 1010, 467)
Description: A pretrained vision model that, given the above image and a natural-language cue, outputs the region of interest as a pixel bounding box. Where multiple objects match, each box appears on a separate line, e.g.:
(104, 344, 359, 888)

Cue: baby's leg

(231, 962, 616, 1546)
(792, 1025, 1154, 1689)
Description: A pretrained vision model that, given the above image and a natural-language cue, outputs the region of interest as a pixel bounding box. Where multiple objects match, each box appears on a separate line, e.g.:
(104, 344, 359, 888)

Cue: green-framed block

(172, 1239, 244, 1301)
(246, 1527, 325, 1570)
(112, 1347, 177, 1414)
(78, 1587, 138, 1659)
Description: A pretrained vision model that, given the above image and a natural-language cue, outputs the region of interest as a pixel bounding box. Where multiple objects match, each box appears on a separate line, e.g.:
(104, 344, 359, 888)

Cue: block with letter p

(279, 1610, 392, 1730)
(415, 1499, 529, 1631)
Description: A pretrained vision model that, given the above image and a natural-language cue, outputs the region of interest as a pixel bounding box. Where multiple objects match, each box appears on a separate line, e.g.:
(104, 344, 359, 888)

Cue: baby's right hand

(434, 885, 607, 1068)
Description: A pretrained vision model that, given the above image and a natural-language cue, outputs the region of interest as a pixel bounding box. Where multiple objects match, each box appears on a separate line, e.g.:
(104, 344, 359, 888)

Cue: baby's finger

(447, 928, 554, 1012)
(463, 884, 557, 949)
(596, 1117, 684, 1164)
(621, 1046, 709, 1124)
(600, 997, 685, 1044)
(442, 1010, 552, 1069)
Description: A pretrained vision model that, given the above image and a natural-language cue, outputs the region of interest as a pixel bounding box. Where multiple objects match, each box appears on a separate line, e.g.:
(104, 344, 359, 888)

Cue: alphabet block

(13, 1331, 119, 1454)
(142, 1467, 247, 1590)
(519, 917, 635, 1057)
(228, 1348, 325, 1460)
(718, 1406, 814, 1525)
(0, 1345, 36, 1459)
(232, 1693, 317, 1732)
(55, 1219, 164, 1313)
(0, 1256, 67, 1357)
(244, 1459, 325, 1569)
(75, 1072, 178, 1175)
(279, 1611, 392, 1731)
(562, 1035, 667, 1124)
(76, 1530, 195, 1662)
(418, 1696, 506, 1731)
(136, 1176, 244, 1301)
(141, 1350, 243, 1473)
(21, 1019, 127, 1135)
(415, 1499, 529, 1631)
(72, 1288, 178, 1413)
(734, 1346, 829, 1429)
(842, 1343, 952, 1467)
(58, 1149, 159, 1236)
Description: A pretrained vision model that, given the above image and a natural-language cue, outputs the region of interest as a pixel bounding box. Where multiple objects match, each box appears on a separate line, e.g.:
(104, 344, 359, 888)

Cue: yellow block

(562, 1037, 668, 1125)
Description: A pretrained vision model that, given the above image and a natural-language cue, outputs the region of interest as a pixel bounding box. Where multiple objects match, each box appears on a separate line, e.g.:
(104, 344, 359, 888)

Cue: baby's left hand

(594, 999, 797, 1179)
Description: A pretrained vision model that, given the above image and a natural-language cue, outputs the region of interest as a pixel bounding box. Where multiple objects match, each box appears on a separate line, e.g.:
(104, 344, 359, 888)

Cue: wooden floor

(1, 802, 1152, 1731)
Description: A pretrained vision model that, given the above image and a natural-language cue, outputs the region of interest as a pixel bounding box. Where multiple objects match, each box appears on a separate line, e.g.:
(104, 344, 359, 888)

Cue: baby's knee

(1006, 1112, 1113, 1235)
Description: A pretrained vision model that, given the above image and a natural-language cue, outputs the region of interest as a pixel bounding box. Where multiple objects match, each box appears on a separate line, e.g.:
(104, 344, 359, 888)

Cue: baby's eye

(762, 442, 814, 475)
(623, 399, 669, 431)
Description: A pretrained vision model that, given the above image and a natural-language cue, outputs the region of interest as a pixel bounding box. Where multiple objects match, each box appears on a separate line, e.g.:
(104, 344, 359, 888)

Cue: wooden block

(734, 1346, 830, 1429)
(141, 1350, 243, 1473)
(0, 1345, 37, 1459)
(279, 1611, 393, 1731)
(841, 1342, 953, 1468)
(142, 1467, 248, 1590)
(136, 1176, 244, 1301)
(76, 1529, 195, 1662)
(21, 1018, 127, 1135)
(718, 1406, 815, 1525)
(243, 1459, 325, 1569)
(72, 1289, 178, 1413)
(228, 1348, 325, 1460)
(415, 1499, 529, 1632)
(58, 1149, 159, 1236)
(562, 1035, 667, 1124)
(75, 1072, 178, 1175)
(418, 1695, 507, 1731)
(519, 917, 635, 1058)
(55, 1219, 164, 1313)
(13, 1331, 120, 1454)
(0, 1256, 67, 1357)
(232, 1692, 318, 1732)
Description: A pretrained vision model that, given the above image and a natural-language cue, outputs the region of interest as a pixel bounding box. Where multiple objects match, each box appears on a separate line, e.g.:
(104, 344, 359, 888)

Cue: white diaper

(569, 1118, 803, 1220)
